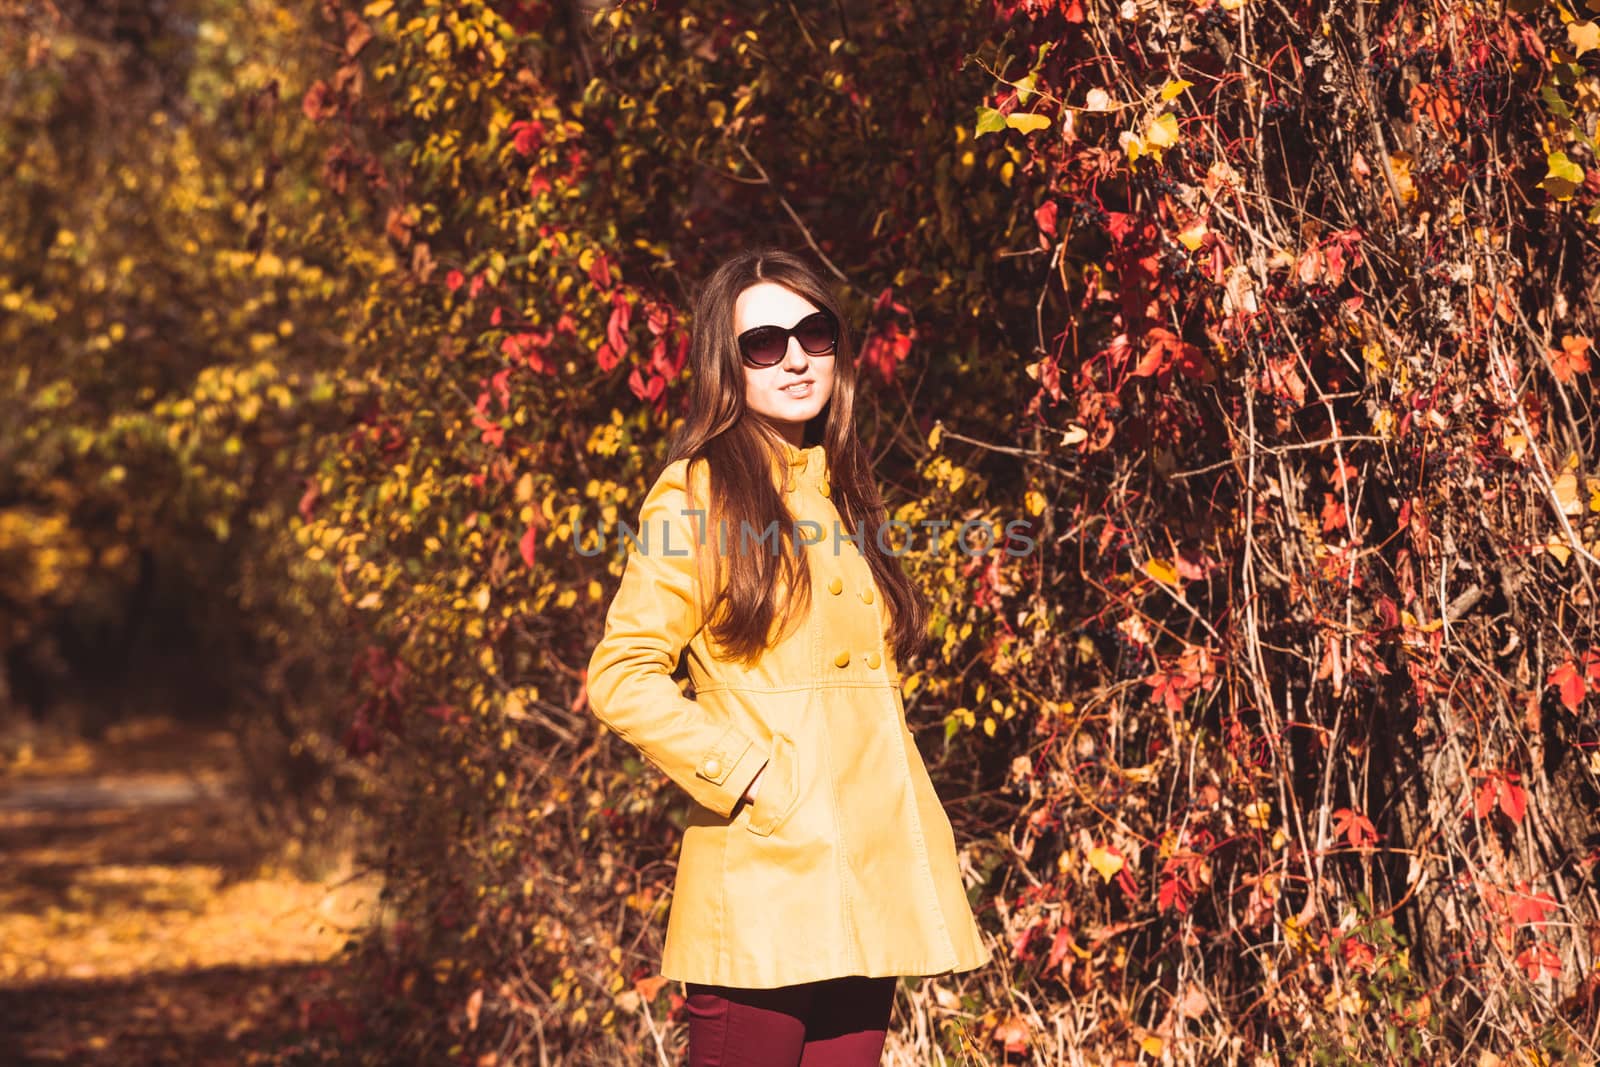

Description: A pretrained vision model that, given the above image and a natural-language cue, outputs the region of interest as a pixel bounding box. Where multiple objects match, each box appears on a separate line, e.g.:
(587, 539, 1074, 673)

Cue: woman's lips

(781, 381, 814, 397)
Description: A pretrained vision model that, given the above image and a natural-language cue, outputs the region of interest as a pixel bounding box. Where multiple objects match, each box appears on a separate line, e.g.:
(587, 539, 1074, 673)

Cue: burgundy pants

(683, 975, 896, 1066)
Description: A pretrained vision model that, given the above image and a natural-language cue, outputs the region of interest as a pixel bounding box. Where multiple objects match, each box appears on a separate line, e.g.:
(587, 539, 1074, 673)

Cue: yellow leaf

(1570, 19, 1600, 56)
(1554, 471, 1584, 516)
(928, 422, 944, 450)
(1146, 112, 1180, 148)
(1160, 78, 1193, 101)
(1121, 762, 1156, 783)
(1177, 220, 1208, 250)
(1088, 846, 1124, 883)
(1390, 151, 1418, 203)
(1143, 558, 1181, 585)
(1006, 112, 1051, 134)
(1025, 490, 1047, 516)
(1245, 800, 1272, 829)
(1575, 75, 1600, 110)
(1120, 130, 1146, 163)
(1140, 1035, 1165, 1056)
(1540, 537, 1573, 565)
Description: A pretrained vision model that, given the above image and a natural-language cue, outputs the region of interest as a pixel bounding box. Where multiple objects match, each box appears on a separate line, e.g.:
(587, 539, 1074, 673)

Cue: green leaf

(1542, 79, 1573, 119)
(1539, 150, 1585, 201)
(974, 105, 1006, 138)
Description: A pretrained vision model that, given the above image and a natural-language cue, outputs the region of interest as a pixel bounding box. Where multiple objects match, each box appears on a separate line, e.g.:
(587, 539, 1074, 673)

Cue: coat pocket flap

(744, 732, 798, 837)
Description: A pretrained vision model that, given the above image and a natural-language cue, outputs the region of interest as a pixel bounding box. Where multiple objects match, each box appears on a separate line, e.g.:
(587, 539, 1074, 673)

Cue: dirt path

(0, 718, 379, 1065)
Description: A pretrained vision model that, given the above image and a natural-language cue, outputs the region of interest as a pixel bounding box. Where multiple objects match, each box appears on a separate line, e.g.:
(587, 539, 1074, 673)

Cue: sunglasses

(737, 309, 839, 368)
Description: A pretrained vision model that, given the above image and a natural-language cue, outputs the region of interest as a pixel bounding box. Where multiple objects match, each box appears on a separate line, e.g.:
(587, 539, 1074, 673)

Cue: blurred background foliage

(4, 0, 1600, 1063)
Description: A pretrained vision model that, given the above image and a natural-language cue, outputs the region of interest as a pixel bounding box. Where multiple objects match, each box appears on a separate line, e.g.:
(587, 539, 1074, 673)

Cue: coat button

(860, 587, 874, 604)
(865, 651, 881, 669)
(701, 757, 721, 777)
(827, 576, 843, 595)
(834, 649, 851, 668)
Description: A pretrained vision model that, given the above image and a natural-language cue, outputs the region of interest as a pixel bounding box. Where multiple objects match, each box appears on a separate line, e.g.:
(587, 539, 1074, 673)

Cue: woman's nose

(784, 337, 810, 367)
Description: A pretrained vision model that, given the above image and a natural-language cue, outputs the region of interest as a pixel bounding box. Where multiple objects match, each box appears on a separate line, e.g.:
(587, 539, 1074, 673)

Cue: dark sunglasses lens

(794, 312, 836, 353)
(741, 327, 787, 366)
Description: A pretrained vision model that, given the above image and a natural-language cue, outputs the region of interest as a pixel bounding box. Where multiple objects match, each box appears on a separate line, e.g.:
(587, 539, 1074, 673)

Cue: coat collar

(772, 437, 829, 493)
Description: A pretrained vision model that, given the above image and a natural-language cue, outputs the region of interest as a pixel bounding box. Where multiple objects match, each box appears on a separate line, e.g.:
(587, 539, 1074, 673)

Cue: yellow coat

(584, 437, 992, 989)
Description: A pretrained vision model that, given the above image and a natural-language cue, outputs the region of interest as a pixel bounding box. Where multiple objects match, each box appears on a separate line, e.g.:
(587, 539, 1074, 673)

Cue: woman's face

(735, 282, 836, 443)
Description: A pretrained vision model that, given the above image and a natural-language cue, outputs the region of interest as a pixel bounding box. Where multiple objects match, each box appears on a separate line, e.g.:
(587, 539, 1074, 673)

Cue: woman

(585, 247, 990, 1066)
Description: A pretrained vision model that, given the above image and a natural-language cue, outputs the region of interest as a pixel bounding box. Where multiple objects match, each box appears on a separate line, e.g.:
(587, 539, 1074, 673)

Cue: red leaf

(627, 366, 665, 404)
(298, 479, 321, 523)
(1515, 941, 1562, 981)
(1548, 661, 1586, 713)
(1034, 200, 1059, 241)
(1320, 492, 1348, 532)
(1507, 882, 1559, 927)
(1472, 775, 1499, 820)
(1331, 807, 1378, 849)
(1546, 335, 1592, 384)
(1499, 773, 1527, 824)
(501, 333, 552, 375)
(646, 301, 671, 336)
(1131, 327, 1179, 378)
(445, 269, 465, 292)
(587, 251, 613, 291)
(1143, 669, 1191, 713)
(992, 1014, 1030, 1055)
(1158, 873, 1192, 914)
(520, 525, 538, 570)
(509, 119, 545, 156)
(1341, 936, 1377, 972)
(489, 368, 512, 411)
(607, 296, 631, 356)
(1045, 923, 1074, 970)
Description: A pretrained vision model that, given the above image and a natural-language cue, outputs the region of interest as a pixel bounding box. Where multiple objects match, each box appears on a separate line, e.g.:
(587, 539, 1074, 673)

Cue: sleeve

(584, 458, 770, 818)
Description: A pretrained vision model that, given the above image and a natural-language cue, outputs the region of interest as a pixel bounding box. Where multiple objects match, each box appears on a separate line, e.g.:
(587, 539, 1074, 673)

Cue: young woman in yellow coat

(585, 248, 990, 1065)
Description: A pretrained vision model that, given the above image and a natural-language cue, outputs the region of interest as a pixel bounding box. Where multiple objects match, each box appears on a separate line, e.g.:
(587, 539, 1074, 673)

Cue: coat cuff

(694, 724, 770, 817)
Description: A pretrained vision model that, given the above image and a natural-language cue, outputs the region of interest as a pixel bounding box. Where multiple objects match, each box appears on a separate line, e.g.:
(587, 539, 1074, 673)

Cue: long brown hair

(665, 247, 929, 670)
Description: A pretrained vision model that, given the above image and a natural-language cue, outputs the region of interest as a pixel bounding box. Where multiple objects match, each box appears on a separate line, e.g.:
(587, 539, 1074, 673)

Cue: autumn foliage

(5, 0, 1600, 1063)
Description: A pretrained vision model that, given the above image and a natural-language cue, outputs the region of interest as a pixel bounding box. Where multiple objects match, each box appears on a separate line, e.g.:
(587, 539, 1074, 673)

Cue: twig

(733, 141, 850, 286)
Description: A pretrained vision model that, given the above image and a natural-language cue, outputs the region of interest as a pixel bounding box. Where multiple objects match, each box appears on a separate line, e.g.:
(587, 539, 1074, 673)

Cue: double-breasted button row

(826, 577, 873, 603)
(832, 649, 884, 669)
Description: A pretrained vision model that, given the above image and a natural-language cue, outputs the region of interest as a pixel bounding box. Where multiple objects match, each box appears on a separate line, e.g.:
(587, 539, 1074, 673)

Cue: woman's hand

(742, 763, 766, 804)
